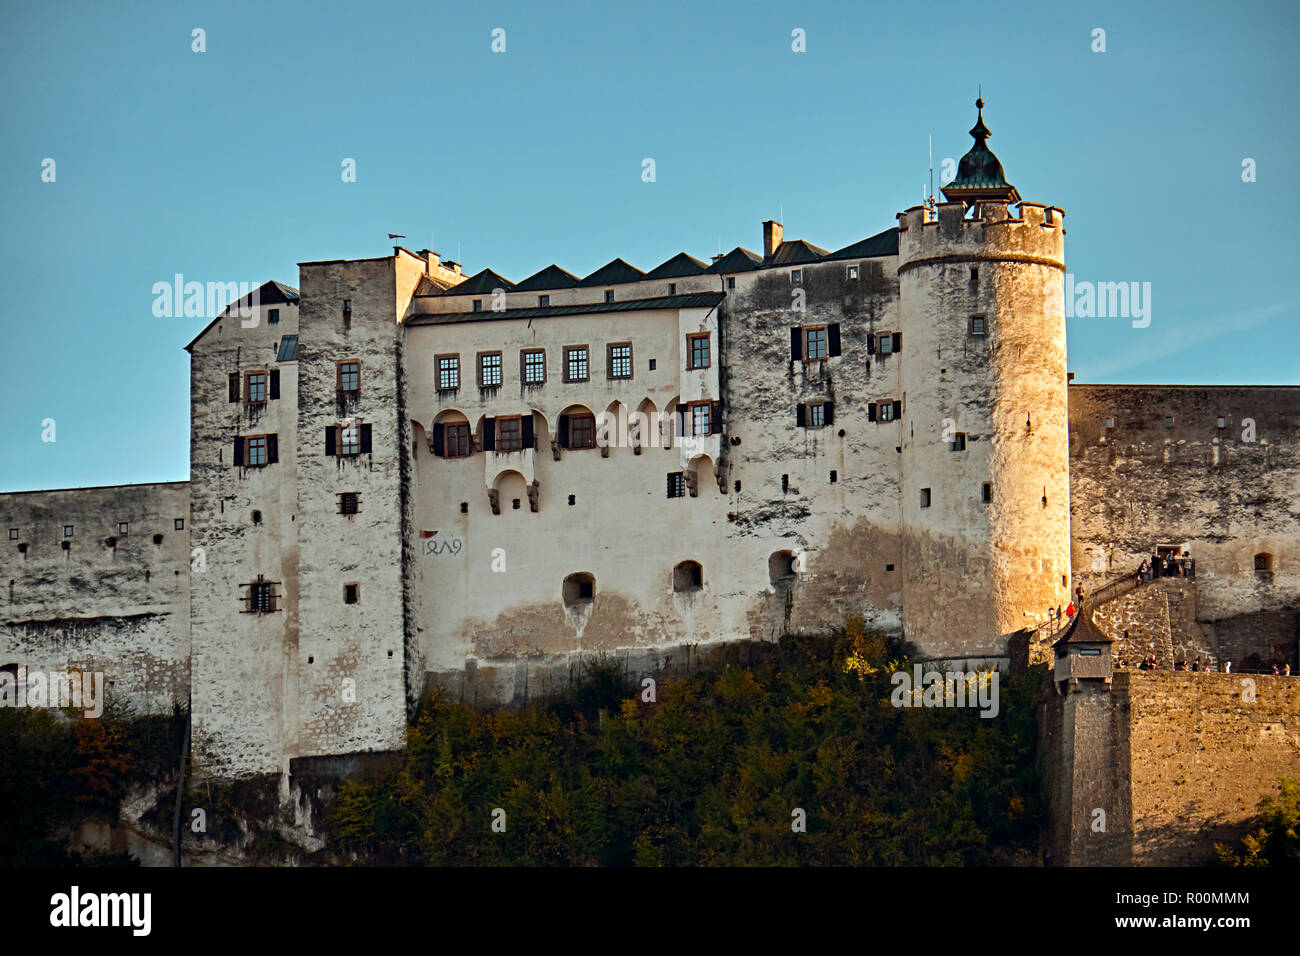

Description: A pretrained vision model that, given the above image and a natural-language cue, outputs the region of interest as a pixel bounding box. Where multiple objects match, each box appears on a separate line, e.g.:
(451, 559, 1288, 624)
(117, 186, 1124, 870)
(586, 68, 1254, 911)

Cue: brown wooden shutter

(432, 423, 445, 456)
(790, 327, 802, 360)
(892, 400, 902, 419)
(796, 404, 807, 427)
(229, 373, 240, 402)
(359, 424, 372, 454)
(828, 324, 841, 356)
(824, 402, 834, 426)
(892, 332, 902, 353)
(266, 434, 278, 464)
(710, 401, 722, 434)
(325, 426, 336, 456)
(557, 415, 568, 448)
(522, 416, 535, 449)
(269, 370, 280, 399)
(483, 417, 496, 451)
(233, 437, 244, 465)
(868, 403, 877, 422)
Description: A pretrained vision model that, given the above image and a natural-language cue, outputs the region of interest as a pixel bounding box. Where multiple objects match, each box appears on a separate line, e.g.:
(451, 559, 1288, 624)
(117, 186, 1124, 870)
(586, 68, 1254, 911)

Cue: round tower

(896, 97, 1069, 661)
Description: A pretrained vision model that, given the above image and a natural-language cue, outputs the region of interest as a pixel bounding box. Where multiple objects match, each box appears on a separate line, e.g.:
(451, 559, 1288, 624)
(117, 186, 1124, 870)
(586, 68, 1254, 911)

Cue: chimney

(711, 253, 725, 264)
(763, 220, 783, 259)
(443, 260, 461, 275)
(418, 249, 441, 272)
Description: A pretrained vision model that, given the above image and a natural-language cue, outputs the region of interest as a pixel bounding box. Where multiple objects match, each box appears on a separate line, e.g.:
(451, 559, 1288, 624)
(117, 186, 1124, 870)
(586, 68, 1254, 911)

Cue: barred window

(667, 472, 686, 498)
(479, 352, 503, 387)
(437, 355, 460, 390)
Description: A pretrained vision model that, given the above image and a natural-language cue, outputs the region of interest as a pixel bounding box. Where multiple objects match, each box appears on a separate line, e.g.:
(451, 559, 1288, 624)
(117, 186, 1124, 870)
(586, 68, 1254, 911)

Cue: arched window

(769, 550, 798, 586)
(563, 572, 595, 605)
(1255, 553, 1274, 574)
(673, 561, 703, 592)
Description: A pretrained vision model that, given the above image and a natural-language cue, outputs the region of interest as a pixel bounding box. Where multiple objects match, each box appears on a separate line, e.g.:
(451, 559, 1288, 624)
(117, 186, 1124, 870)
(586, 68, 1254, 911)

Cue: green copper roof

(942, 96, 1020, 202)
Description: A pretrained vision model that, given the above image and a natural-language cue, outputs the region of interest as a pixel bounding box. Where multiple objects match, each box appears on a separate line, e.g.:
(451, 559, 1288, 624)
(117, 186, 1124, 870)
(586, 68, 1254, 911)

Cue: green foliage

(1215, 777, 1300, 867)
(326, 629, 1047, 865)
(0, 703, 186, 865)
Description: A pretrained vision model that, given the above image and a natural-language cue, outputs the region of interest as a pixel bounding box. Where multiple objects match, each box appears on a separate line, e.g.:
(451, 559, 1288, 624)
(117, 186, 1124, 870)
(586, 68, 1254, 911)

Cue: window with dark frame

(522, 349, 546, 384)
(246, 371, 268, 403)
(472, 299, 483, 312)
(437, 355, 460, 390)
(981, 482, 992, 503)
(338, 361, 360, 393)
(848, 265, 859, 280)
(444, 422, 471, 458)
(565, 346, 589, 383)
(268, 308, 280, 325)
(726, 277, 735, 290)
(538, 295, 550, 307)
(8, 528, 17, 540)
(246, 578, 276, 613)
(687, 333, 710, 369)
(568, 412, 596, 449)
(64, 525, 73, 537)
(804, 326, 827, 360)
(479, 351, 503, 387)
(878, 334, 893, 355)
(339, 423, 360, 456)
(951, 432, 966, 451)
(496, 416, 523, 453)
(604, 290, 615, 303)
(808, 404, 826, 428)
(608, 343, 632, 379)
(667, 472, 686, 498)
(920, 488, 932, 508)
(344, 583, 359, 605)
(879, 402, 896, 422)
(791, 269, 802, 284)
(689, 402, 712, 436)
(969, 315, 986, 336)
(246, 435, 268, 466)
(339, 492, 359, 515)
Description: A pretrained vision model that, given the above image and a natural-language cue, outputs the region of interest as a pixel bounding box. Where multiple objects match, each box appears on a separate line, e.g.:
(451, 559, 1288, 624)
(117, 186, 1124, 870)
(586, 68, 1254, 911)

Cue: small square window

(460, 502, 468, 514)
(472, 299, 483, 312)
(885, 563, 895, 572)
(951, 433, 966, 451)
(64, 525, 74, 537)
(604, 290, 615, 303)
(1217, 416, 1226, 429)
(969, 315, 986, 336)
(340, 492, 359, 515)
(1105, 418, 1114, 429)
(539, 295, 550, 307)
(668, 283, 677, 295)
(118, 522, 129, 534)
(8, 528, 18, 540)
(344, 583, 359, 605)
(791, 269, 802, 284)
(568, 494, 576, 506)
(522, 349, 546, 385)
(268, 308, 280, 325)
(61, 540, 70, 551)
(175, 518, 185, 530)
(848, 265, 859, 280)
(726, 277, 736, 290)
(649, 359, 657, 371)
(667, 472, 686, 499)
(829, 470, 837, 483)
(981, 482, 992, 503)
(920, 488, 932, 508)
(1165, 416, 1174, 428)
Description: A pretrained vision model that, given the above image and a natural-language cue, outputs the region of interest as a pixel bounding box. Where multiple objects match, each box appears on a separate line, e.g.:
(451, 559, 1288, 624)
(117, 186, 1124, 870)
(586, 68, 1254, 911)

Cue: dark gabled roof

(576, 258, 644, 287)
(276, 335, 299, 362)
(414, 275, 454, 296)
(405, 292, 724, 327)
(512, 264, 581, 292)
(1053, 609, 1114, 649)
(766, 239, 830, 267)
(643, 252, 709, 280)
(184, 279, 299, 352)
(826, 227, 900, 260)
(441, 268, 515, 296)
(705, 247, 764, 274)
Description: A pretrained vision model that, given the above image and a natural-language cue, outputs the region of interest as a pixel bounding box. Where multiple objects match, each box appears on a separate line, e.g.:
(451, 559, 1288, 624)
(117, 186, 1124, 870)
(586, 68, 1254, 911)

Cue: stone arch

(1255, 552, 1275, 574)
(633, 398, 658, 455)
(662, 395, 681, 449)
(430, 409, 471, 458)
(563, 571, 595, 605)
(558, 404, 597, 450)
(600, 400, 627, 456)
(686, 454, 717, 496)
(492, 469, 529, 515)
(769, 550, 798, 586)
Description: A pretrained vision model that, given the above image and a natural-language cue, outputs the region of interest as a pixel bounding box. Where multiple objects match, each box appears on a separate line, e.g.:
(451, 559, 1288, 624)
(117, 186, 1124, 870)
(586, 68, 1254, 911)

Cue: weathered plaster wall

(897, 201, 1071, 657)
(0, 482, 190, 713)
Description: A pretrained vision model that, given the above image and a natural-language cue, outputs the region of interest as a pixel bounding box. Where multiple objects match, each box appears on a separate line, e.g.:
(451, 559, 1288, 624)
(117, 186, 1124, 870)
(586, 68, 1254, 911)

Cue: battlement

(897, 200, 1065, 266)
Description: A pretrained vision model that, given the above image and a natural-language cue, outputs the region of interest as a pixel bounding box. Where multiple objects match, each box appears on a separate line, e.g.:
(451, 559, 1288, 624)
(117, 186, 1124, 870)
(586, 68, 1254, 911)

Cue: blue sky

(1, 0, 1296, 491)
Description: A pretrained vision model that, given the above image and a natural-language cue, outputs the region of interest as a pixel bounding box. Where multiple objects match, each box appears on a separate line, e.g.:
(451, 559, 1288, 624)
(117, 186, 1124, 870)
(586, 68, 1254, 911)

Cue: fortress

(3, 100, 1298, 861)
